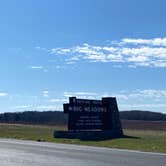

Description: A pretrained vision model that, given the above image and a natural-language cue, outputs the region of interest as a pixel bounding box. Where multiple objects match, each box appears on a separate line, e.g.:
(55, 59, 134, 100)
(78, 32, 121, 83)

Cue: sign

(64, 97, 123, 133)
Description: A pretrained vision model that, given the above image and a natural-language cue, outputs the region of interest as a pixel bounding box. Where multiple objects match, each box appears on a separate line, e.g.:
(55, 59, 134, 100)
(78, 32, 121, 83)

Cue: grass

(0, 123, 165, 153)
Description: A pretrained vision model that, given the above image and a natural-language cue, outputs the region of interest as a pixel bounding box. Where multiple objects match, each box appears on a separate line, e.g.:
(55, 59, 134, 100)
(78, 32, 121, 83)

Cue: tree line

(0, 110, 165, 125)
(0, 111, 68, 125)
(120, 110, 166, 121)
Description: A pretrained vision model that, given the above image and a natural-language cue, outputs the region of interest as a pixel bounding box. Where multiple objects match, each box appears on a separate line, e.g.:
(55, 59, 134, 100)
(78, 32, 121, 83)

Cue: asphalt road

(0, 139, 165, 166)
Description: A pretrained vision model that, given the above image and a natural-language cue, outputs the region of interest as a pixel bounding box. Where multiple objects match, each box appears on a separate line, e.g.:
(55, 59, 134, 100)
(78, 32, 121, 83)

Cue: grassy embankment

(0, 122, 166, 153)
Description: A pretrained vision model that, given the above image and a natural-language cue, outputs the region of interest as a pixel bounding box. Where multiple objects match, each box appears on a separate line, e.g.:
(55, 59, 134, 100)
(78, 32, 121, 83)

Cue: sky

(0, 0, 166, 113)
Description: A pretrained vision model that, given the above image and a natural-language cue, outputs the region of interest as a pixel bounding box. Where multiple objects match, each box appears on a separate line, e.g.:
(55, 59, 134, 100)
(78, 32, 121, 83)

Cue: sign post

(63, 97, 123, 136)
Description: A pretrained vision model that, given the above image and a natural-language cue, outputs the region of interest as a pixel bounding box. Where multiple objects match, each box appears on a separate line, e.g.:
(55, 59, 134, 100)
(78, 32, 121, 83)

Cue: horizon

(0, 0, 166, 113)
(0, 109, 165, 114)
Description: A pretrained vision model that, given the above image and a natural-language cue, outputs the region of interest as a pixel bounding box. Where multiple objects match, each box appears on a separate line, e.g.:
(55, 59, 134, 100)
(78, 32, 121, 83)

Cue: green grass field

(0, 123, 165, 153)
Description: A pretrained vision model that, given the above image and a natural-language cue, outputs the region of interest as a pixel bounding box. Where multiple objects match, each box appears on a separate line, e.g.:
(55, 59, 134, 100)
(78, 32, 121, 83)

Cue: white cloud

(0, 92, 8, 97)
(12, 105, 62, 111)
(141, 89, 166, 98)
(29, 66, 49, 72)
(29, 66, 43, 69)
(35, 46, 48, 52)
(13, 105, 32, 109)
(34, 105, 61, 110)
(63, 92, 98, 98)
(121, 37, 166, 46)
(63, 89, 166, 101)
(50, 48, 71, 54)
(127, 55, 149, 63)
(62, 90, 166, 112)
(9, 89, 166, 112)
(49, 98, 68, 103)
(43, 37, 166, 68)
(114, 94, 129, 100)
(42, 91, 49, 98)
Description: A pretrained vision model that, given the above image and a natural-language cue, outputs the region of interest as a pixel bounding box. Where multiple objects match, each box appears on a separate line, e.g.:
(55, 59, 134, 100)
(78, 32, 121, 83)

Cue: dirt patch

(121, 120, 166, 131)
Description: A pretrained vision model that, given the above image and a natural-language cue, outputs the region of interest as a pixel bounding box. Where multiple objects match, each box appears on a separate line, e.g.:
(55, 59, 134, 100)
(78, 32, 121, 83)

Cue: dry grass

(0, 122, 165, 153)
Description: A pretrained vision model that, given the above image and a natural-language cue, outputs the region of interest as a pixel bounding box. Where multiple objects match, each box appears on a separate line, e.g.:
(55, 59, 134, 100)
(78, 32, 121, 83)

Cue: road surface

(0, 139, 165, 166)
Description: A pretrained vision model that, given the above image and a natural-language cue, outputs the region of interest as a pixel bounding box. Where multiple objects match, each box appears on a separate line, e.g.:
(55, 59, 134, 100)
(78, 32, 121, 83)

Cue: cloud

(0, 92, 8, 97)
(42, 91, 49, 98)
(62, 90, 166, 112)
(63, 91, 99, 99)
(29, 66, 44, 69)
(13, 105, 32, 109)
(12, 105, 62, 111)
(50, 48, 71, 54)
(49, 98, 68, 103)
(121, 37, 166, 46)
(35, 46, 48, 52)
(29, 66, 49, 72)
(63, 89, 166, 100)
(10, 89, 166, 112)
(128, 89, 166, 99)
(34, 105, 61, 110)
(42, 37, 166, 68)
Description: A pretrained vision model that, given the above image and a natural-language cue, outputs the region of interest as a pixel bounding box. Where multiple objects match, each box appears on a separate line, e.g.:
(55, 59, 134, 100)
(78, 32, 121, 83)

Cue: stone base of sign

(54, 130, 123, 140)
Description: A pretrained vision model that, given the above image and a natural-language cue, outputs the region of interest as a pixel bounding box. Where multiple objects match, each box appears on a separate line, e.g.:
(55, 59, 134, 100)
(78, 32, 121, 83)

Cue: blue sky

(0, 0, 166, 113)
